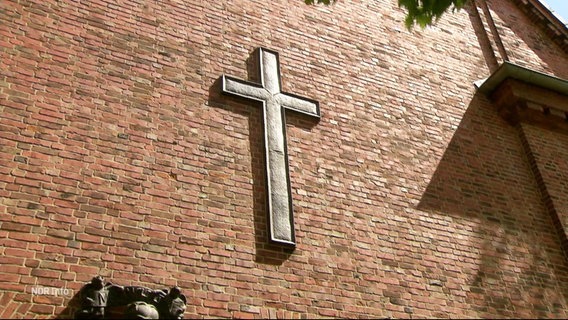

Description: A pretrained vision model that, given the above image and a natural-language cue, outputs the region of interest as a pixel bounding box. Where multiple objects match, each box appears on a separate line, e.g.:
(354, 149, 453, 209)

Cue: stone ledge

(477, 62, 568, 125)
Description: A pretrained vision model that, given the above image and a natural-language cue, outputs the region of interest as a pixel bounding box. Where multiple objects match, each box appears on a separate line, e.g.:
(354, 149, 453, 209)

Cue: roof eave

(476, 61, 568, 96)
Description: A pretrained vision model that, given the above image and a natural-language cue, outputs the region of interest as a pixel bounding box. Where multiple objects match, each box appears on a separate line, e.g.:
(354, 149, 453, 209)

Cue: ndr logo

(31, 287, 72, 296)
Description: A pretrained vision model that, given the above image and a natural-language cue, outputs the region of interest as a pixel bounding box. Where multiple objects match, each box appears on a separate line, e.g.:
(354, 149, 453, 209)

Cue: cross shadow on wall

(207, 50, 319, 265)
(417, 92, 568, 318)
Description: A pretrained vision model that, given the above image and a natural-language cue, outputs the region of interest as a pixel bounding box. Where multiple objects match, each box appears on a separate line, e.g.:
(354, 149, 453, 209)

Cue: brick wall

(1, 0, 568, 318)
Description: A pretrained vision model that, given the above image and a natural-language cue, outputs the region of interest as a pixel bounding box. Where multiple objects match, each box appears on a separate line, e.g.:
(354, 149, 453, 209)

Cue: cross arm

(221, 75, 271, 102)
(278, 93, 320, 118)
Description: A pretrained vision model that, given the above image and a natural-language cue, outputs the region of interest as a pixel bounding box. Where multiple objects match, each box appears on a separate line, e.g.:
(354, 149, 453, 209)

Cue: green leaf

(304, 0, 469, 30)
(398, 0, 470, 29)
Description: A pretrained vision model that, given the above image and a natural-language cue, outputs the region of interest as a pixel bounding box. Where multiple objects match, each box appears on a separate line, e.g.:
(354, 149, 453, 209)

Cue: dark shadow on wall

(418, 92, 568, 318)
(207, 51, 319, 265)
(55, 291, 81, 319)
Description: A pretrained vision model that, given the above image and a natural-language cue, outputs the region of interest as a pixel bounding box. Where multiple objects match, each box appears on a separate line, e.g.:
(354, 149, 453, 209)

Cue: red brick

(0, 273, 21, 283)
(0, 300, 19, 319)
(30, 269, 60, 279)
(69, 265, 100, 276)
(2, 0, 568, 319)
(29, 304, 55, 315)
(4, 248, 35, 258)
(1, 222, 32, 233)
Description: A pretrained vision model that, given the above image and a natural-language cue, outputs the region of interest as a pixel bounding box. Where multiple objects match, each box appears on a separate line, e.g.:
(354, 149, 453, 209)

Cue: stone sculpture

(74, 276, 186, 319)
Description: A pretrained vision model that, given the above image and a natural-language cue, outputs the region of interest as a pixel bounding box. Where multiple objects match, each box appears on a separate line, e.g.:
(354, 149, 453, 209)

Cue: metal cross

(221, 48, 320, 247)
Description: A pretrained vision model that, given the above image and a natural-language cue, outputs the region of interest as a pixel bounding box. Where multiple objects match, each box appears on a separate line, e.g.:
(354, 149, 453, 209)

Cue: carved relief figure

(74, 276, 186, 319)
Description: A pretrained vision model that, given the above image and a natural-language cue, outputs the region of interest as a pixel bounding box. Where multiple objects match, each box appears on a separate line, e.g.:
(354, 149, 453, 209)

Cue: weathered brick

(30, 269, 60, 279)
(2, 0, 568, 318)
(29, 304, 55, 315)
(1, 222, 32, 233)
